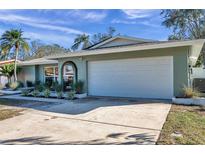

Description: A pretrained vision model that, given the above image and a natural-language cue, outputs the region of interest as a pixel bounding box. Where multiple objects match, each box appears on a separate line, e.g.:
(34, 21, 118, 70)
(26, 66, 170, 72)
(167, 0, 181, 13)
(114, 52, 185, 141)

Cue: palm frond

(0, 29, 30, 57)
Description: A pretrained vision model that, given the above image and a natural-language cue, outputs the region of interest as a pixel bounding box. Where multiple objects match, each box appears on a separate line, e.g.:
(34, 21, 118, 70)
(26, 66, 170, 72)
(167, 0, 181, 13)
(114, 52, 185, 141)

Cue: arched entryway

(62, 61, 77, 91)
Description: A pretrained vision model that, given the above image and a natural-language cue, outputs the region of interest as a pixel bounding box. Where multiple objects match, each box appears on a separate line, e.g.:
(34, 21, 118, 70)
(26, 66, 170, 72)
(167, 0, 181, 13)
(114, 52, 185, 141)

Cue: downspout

(187, 47, 193, 88)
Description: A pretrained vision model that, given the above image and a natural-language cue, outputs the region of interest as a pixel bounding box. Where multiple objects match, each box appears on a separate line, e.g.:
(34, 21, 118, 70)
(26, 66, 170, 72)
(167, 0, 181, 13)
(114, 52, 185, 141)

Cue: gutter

(187, 47, 193, 87)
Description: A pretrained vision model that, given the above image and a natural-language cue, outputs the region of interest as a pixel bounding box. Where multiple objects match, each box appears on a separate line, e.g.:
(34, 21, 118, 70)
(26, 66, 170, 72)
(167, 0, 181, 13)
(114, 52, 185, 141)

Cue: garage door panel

(88, 56, 173, 99)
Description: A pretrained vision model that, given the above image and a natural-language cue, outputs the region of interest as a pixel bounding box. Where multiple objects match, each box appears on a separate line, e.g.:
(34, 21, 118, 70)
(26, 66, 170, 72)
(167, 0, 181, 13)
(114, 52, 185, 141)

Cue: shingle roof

(85, 35, 156, 50)
(83, 36, 112, 50)
(18, 57, 58, 66)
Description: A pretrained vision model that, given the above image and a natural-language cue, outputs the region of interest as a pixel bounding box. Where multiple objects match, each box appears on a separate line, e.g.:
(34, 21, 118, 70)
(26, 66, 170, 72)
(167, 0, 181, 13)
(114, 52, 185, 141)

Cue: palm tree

(0, 29, 30, 81)
(71, 34, 92, 51)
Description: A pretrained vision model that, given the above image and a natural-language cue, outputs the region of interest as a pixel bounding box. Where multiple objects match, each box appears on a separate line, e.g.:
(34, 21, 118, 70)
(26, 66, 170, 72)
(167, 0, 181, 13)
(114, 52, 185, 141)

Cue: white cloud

(139, 21, 159, 27)
(68, 10, 107, 21)
(25, 22, 83, 35)
(25, 31, 73, 47)
(121, 9, 154, 19)
(0, 14, 85, 35)
(84, 11, 107, 21)
(112, 19, 137, 24)
(112, 19, 159, 28)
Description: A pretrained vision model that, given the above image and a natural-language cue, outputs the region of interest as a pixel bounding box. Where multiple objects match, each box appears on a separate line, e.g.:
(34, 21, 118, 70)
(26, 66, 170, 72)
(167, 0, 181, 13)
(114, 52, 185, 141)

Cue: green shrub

(0, 83, 4, 90)
(43, 88, 51, 98)
(21, 89, 30, 96)
(57, 91, 63, 99)
(66, 91, 76, 100)
(74, 80, 84, 94)
(34, 81, 44, 92)
(54, 83, 63, 98)
(182, 86, 199, 98)
(36, 83, 44, 92)
(54, 83, 62, 92)
(32, 90, 40, 97)
(9, 82, 19, 91)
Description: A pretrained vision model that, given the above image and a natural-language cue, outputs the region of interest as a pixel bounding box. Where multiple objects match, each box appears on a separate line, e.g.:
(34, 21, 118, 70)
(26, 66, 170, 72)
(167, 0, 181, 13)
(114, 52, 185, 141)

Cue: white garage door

(88, 56, 173, 99)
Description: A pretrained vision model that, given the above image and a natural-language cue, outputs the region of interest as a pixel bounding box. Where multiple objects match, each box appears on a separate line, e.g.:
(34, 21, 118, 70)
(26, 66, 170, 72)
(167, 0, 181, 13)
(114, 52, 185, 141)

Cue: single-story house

(17, 36, 205, 99)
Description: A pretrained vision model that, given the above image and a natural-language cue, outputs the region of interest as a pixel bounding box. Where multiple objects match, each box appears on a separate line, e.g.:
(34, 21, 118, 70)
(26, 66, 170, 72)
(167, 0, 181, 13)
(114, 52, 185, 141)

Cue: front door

(63, 62, 76, 91)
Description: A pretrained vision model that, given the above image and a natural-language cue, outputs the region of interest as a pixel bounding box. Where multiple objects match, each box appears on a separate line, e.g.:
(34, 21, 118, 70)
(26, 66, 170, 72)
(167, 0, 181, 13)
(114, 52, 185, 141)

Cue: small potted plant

(32, 89, 40, 97)
(55, 83, 63, 99)
(57, 91, 63, 99)
(43, 88, 51, 98)
(66, 90, 76, 100)
(73, 80, 87, 99)
(21, 89, 30, 96)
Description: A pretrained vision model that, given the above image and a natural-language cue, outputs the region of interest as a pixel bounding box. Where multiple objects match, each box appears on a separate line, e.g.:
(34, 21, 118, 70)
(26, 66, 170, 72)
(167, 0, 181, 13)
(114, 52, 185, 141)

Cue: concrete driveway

(0, 98, 171, 144)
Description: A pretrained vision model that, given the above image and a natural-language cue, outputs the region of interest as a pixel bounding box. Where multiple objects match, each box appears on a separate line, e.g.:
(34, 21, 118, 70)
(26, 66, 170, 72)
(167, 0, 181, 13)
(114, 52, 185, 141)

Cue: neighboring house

(191, 67, 205, 92)
(192, 67, 205, 79)
(17, 36, 205, 99)
(0, 59, 19, 86)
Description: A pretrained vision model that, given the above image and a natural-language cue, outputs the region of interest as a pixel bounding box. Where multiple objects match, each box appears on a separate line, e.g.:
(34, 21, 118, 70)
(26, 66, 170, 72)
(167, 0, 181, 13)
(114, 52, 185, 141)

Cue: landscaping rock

(171, 131, 183, 138)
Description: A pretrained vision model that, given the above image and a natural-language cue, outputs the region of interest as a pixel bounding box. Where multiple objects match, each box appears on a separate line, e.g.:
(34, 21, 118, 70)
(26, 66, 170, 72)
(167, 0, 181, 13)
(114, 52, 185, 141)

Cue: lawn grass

(157, 104, 205, 145)
(0, 109, 23, 121)
(0, 99, 25, 121)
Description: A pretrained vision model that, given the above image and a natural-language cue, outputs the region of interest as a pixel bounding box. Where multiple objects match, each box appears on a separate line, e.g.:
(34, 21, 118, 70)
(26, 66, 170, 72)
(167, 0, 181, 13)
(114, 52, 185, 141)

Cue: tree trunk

(14, 47, 19, 82)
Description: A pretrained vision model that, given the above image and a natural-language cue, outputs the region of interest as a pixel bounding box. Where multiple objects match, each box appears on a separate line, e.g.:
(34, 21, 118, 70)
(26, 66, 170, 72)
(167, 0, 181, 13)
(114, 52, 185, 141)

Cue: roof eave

(48, 39, 205, 60)
(18, 61, 58, 66)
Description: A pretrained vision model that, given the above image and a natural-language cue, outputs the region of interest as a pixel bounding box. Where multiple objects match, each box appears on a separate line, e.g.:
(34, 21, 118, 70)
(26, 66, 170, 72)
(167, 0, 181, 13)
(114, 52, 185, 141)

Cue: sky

(0, 9, 172, 48)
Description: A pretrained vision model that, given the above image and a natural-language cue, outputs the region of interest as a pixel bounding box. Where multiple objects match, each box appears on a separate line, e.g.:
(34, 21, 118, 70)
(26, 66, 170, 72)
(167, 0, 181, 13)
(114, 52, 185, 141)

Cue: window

(64, 65, 74, 76)
(44, 66, 58, 86)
